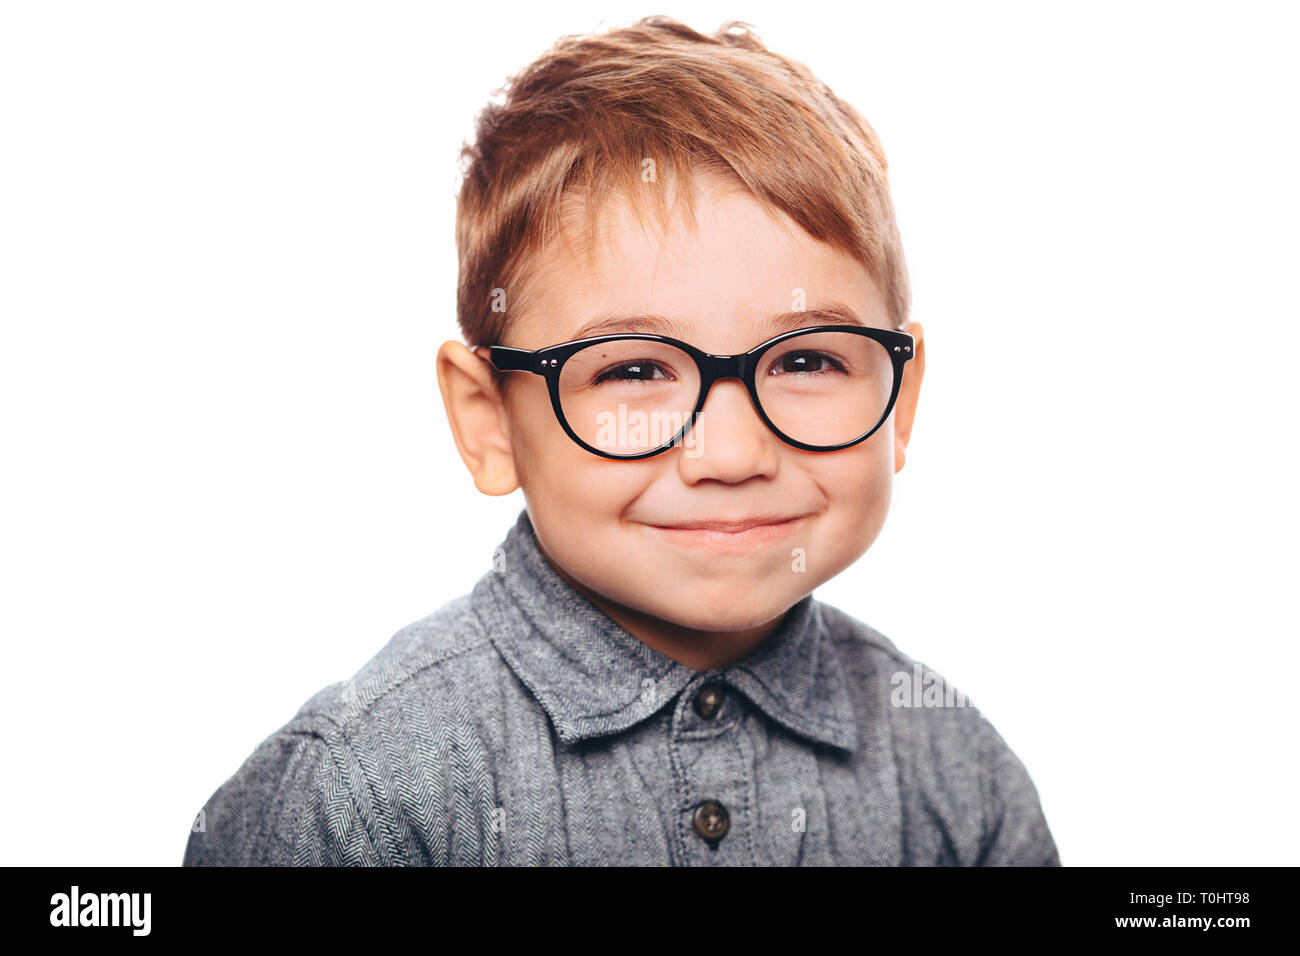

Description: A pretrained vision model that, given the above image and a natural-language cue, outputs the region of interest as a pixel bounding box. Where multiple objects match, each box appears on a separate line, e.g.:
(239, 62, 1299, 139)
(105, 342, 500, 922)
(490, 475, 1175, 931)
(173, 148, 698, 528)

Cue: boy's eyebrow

(570, 305, 870, 342)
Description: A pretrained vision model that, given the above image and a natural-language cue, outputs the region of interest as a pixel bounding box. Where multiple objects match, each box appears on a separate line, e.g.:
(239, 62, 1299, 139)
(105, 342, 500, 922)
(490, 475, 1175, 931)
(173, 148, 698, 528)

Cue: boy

(184, 15, 1059, 866)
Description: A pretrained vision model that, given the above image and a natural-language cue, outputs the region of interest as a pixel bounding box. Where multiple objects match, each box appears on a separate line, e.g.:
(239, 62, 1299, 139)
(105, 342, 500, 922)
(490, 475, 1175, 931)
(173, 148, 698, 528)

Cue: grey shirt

(183, 507, 1060, 866)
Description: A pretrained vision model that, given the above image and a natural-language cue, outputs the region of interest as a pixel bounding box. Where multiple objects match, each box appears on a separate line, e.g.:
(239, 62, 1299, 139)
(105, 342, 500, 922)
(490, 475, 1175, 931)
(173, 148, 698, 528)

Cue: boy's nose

(679, 378, 778, 478)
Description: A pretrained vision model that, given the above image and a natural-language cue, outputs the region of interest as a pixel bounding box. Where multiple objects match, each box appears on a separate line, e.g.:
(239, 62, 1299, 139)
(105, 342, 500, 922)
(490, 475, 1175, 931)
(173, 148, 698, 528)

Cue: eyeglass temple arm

(474, 345, 538, 373)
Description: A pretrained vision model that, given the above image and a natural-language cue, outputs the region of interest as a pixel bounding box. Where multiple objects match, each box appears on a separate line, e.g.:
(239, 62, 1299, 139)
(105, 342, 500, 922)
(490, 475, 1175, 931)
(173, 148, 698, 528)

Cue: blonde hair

(455, 15, 911, 391)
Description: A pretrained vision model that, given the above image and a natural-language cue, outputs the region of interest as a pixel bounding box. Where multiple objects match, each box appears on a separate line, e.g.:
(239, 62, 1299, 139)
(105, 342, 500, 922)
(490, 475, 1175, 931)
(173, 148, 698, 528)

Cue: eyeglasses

(474, 324, 916, 460)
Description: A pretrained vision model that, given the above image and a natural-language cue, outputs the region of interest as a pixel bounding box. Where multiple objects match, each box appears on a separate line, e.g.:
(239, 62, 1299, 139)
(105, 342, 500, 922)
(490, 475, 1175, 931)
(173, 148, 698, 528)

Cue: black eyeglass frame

(476, 324, 916, 460)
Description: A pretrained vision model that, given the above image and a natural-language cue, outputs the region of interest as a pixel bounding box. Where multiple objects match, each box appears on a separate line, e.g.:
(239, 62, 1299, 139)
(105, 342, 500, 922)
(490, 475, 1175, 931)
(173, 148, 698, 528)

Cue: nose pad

(695, 352, 753, 414)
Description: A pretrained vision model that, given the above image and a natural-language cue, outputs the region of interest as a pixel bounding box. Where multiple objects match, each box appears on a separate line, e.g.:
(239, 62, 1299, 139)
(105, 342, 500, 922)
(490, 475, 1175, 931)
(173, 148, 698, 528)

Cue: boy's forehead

(516, 177, 889, 348)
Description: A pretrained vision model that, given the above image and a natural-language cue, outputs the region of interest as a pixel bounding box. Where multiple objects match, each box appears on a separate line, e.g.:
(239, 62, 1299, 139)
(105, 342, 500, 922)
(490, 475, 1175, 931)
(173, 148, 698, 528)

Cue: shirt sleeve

(183, 727, 384, 866)
(971, 717, 1061, 866)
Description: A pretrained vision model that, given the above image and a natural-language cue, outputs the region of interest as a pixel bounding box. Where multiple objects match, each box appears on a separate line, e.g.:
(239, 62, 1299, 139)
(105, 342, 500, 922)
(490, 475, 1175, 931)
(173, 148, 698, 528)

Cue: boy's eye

(767, 350, 846, 376)
(592, 360, 675, 384)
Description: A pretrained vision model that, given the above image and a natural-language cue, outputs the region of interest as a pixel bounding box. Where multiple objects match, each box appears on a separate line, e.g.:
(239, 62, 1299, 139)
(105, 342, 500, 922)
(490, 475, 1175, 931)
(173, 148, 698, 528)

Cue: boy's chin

(642, 587, 805, 635)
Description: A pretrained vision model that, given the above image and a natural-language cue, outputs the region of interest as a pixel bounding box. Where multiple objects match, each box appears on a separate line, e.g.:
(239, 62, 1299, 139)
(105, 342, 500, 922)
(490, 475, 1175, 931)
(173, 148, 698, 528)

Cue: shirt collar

(470, 507, 857, 754)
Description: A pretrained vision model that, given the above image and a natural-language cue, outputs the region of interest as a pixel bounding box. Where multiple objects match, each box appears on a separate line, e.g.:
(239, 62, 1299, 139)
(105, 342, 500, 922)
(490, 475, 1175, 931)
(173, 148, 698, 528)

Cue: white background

(2, 0, 1296, 866)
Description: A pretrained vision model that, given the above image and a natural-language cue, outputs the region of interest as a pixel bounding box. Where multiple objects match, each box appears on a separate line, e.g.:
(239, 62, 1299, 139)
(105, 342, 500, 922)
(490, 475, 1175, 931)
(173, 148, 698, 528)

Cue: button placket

(669, 676, 753, 861)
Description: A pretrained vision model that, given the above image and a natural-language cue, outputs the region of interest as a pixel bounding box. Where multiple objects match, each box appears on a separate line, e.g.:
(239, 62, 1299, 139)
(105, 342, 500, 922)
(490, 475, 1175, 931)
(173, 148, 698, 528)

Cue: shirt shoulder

(816, 600, 1061, 866)
(184, 592, 511, 866)
(295, 592, 496, 732)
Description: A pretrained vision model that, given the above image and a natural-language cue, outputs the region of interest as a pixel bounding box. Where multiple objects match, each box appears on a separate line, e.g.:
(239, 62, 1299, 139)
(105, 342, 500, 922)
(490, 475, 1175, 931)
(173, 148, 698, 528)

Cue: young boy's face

(440, 171, 923, 649)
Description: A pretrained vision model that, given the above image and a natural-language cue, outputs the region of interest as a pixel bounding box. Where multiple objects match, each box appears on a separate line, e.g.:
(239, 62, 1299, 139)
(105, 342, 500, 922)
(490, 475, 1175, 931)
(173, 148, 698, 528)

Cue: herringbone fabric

(183, 507, 1059, 866)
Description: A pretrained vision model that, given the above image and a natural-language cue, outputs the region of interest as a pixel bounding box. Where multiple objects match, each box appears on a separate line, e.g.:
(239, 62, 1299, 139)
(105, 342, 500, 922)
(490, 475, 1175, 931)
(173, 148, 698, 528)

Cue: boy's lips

(651, 515, 805, 533)
(642, 514, 809, 552)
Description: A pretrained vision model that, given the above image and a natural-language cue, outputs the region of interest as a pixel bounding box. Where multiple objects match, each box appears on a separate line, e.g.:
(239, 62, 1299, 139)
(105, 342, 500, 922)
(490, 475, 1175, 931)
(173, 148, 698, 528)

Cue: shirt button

(692, 800, 730, 841)
(692, 683, 725, 720)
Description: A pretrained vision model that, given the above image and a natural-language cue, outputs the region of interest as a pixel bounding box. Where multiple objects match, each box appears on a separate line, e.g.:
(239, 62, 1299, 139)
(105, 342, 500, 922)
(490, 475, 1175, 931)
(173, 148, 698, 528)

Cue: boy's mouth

(653, 514, 803, 532)
(642, 514, 808, 552)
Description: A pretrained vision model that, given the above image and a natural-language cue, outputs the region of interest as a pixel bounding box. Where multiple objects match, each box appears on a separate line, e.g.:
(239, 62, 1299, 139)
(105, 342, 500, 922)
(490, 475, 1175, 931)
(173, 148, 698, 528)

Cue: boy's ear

(892, 321, 925, 473)
(435, 340, 520, 495)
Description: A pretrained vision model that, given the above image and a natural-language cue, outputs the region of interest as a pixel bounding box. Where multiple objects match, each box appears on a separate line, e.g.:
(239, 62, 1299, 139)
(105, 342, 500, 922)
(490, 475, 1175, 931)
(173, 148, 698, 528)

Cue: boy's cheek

(815, 434, 894, 498)
(516, 440, 646, 515)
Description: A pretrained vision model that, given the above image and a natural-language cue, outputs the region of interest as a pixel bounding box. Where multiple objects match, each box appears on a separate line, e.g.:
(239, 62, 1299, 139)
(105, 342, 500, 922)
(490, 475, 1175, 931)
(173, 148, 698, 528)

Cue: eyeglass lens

(556, 330, 894, 454)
